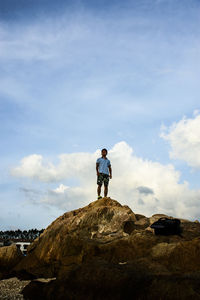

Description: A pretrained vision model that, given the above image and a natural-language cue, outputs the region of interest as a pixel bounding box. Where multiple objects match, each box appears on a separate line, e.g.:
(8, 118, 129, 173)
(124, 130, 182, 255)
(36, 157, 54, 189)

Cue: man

(96, 148, 112, 199)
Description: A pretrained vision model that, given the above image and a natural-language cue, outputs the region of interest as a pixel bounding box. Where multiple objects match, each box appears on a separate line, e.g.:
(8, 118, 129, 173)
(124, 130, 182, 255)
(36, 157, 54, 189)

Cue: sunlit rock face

(12, 197, 200, 299)
(0, 244, 23, 279)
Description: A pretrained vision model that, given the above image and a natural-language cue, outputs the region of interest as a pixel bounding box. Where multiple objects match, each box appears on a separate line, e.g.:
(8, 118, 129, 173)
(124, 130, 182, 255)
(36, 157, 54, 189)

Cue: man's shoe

(97, 196, 102, 200)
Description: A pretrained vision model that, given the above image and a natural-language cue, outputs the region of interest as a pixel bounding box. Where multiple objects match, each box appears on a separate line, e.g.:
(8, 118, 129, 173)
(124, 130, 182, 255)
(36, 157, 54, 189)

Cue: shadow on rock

(22, 259, 200, 300)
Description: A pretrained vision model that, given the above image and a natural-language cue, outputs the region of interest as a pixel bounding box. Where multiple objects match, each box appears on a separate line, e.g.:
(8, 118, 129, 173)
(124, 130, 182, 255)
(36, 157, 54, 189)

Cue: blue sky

(1, 0, 200, 230)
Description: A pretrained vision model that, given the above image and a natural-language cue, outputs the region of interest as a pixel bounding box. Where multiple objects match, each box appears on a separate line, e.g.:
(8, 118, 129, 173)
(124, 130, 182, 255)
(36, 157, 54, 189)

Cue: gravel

(0, 277, 56, 300)
(0, 277, 31, 300)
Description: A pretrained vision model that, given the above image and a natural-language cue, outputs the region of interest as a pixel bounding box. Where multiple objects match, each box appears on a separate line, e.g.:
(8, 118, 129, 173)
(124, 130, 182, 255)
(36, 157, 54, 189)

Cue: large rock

(15, 197, 137, 278)
(0, 244, 23, 279)
(12, 197, 200, 299)
(22, 259, 200, 300)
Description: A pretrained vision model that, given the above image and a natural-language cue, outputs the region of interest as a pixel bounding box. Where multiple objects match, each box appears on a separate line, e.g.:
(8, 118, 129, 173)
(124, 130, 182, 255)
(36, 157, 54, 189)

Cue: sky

(0, 0, 200, 230)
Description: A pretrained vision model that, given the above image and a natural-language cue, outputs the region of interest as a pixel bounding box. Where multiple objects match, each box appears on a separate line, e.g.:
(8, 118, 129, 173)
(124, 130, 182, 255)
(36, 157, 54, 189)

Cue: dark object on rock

(150, 218, 181, 236)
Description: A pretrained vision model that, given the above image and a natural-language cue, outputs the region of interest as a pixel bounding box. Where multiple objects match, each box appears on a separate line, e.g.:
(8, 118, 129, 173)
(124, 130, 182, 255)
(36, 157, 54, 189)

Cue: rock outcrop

(15, 197, 137, 278)
(12, 197, 200, 299)
(0, 244, 23, 279)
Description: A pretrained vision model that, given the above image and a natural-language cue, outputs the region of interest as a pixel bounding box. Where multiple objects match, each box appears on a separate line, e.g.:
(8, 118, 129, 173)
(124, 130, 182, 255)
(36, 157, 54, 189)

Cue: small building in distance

(0, 228, 44, 255)
(0, 238, 32, 255)
(15, 241, 31, 255)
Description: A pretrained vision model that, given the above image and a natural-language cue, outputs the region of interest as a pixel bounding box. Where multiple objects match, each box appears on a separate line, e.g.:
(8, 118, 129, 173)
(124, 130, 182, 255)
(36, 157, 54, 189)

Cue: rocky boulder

(0, 244, 23, 279)
(12, 197, 200, 299)
(22, 259, 200, 300)
(14, 197, 137, 278)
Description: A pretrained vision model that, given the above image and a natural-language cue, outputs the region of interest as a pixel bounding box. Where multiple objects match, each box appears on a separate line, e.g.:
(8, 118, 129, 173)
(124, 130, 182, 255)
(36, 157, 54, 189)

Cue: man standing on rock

(96, 148, 112, 199)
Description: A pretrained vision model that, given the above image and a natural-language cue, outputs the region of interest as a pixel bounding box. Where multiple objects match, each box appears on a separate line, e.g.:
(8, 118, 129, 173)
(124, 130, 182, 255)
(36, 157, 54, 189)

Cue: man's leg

(97, 173, 103, 198)
(97, 184, 101, 196)
(104, 185, 108, 197)
(104, 175, 109, 197)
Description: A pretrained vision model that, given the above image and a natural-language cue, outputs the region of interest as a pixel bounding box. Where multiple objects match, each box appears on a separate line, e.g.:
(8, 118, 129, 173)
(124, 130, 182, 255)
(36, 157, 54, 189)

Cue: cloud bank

(11, 141, 200, 220)
(161, 112, 200, 169)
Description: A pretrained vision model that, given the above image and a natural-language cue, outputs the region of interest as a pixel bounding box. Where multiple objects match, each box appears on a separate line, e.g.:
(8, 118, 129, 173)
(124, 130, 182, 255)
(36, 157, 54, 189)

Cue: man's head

(101, 148, 108, 157)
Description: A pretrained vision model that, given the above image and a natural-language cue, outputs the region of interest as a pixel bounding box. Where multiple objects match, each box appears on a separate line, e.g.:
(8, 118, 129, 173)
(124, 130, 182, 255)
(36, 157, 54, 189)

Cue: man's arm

(96, 163, 99, 176)
(109, 165, 112, 179)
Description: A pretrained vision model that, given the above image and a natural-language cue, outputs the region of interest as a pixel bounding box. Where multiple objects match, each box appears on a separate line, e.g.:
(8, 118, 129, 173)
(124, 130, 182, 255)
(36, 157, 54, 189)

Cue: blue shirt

(96, 157, 111, 175)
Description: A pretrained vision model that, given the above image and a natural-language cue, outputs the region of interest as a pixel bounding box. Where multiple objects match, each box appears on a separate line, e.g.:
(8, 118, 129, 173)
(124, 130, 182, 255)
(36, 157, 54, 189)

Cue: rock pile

(3, 197, 200, 299)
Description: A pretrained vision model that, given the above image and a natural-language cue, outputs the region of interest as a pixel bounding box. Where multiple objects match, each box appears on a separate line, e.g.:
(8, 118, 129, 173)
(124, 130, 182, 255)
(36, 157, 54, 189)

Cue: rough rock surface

(12, 197, 200, 299)
(15, 197, 137, 278)
(0, 244, 23, 279)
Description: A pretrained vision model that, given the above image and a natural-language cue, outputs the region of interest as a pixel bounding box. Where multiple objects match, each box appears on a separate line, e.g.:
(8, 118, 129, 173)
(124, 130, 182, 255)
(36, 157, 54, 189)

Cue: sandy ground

(0, 277, 56, 300)
(0, 277, 30, 300)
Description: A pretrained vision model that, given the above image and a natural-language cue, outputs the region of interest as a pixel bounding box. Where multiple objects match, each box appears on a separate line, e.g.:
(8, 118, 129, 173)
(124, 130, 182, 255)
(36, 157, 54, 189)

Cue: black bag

(150, 217, 181, 236)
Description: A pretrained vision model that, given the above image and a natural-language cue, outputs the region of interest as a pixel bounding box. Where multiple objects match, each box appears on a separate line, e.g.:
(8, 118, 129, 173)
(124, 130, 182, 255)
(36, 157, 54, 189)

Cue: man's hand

(109, 166, 112, 179)
(96, 163, 99, 177)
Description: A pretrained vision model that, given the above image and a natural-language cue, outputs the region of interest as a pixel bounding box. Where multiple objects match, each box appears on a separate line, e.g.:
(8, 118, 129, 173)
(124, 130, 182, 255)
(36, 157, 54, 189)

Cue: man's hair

(101, 148, 108, 154)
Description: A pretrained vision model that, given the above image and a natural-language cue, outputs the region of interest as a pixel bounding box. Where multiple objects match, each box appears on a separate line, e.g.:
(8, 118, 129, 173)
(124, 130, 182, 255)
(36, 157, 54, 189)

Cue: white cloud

(41, 185, 90, 211)
(12, 141, 200, 220)
(161, 112, 200, 168)
(11, 151, 98, 182)
(53, 184, 69, 194)
(11, 154, 58, 182)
